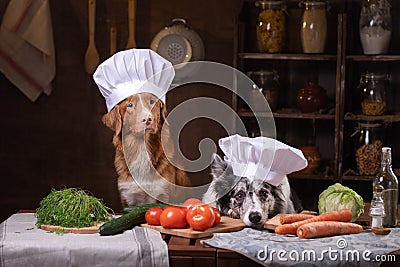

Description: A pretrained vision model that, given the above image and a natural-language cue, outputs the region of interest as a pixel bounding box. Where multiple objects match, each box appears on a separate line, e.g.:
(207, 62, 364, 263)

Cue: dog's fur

(102, 93, 190, 206)
(202, 154, 302, 228)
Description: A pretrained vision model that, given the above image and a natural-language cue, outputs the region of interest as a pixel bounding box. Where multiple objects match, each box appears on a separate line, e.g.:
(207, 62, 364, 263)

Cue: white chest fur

(119, 141, 169, 205)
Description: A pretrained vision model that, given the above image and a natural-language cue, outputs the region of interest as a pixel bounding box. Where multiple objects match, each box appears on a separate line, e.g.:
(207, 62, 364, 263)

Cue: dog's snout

(248, 211, 262, 224)
(141, 114, 153, 125)
(142, 116, 152, 125)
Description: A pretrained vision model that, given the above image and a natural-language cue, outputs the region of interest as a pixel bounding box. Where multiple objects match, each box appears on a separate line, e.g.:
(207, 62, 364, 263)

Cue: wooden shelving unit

(234, 0, 400, 208)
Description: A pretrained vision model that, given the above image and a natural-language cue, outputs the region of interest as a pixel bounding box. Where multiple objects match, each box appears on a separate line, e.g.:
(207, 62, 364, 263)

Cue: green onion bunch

(36, 188, 113, 228)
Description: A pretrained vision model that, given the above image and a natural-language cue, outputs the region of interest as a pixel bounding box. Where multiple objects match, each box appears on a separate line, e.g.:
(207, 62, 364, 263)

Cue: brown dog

(102, 92, 190, 206)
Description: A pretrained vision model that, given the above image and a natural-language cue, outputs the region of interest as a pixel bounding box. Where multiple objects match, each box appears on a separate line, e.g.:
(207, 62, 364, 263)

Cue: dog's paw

(227, 209, 240, 219)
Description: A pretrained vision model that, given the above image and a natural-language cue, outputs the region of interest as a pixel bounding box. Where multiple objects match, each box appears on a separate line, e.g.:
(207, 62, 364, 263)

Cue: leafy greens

(318, 183, 365, 222)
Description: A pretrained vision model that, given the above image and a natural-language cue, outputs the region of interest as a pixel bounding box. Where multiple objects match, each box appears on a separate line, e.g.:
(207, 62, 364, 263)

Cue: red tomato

(145, 207, 163, 226)
(186, 204, 215, 231)
(160, 206, 187, 229)
(212, 207, 221, 227)
(182, 198, 203, 212)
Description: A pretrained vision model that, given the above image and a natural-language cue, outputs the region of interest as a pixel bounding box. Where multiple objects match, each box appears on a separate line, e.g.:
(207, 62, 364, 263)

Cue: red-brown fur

(102, 93, 190, 206)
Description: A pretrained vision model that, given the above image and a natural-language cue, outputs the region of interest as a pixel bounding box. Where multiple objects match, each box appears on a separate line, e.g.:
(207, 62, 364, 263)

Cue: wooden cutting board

(264, 214, 283, 231)
(141, 216, 245, 239)
(264, 210, 318, 231)
(40, 222, 104, 234)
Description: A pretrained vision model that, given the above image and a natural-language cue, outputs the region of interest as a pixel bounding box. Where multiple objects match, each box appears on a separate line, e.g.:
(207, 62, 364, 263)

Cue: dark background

(0, 0, 241, 222)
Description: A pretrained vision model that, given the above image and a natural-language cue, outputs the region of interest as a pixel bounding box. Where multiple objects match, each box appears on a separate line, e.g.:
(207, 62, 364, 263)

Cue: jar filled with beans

(358, 73, 390, 116)
(354, 122, 384, 176)
(255, 1, 286, 53)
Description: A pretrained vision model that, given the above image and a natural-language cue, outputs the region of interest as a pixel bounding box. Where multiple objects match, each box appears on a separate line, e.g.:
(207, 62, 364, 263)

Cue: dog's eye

(235, 190, 246, 199)
(149, 99, 155, 105)
(259, 189, 269, 198)
(127, 103, 133, 108)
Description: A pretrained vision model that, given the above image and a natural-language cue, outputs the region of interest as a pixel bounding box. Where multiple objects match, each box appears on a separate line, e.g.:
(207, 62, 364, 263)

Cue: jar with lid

(248, 70, 280, 111)
(358, 73, 390, 116)
(354, 122, 384, 176)
(359, 0, 392, 55)
(255, 1, 286, 53)
(300, 1, 328, 53)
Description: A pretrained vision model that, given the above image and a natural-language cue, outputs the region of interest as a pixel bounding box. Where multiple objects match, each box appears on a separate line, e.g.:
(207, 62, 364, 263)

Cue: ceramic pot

(297, 82, 328, 113)
(297, 146, 321, 175)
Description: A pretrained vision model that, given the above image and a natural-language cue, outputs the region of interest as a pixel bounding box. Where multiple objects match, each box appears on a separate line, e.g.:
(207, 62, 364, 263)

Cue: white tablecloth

(0, 213, 169, 267)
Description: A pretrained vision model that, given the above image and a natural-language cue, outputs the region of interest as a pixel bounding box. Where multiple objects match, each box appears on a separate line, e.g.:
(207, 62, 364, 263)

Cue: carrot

(297, 221, 363, 238)
(275, 209, 353, 235)
(279, 214, 316, 225)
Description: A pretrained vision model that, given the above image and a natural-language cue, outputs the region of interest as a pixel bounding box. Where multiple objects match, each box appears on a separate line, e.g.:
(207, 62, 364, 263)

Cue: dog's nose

(141, 116, 153, 125)
(249, 211, 262, 224)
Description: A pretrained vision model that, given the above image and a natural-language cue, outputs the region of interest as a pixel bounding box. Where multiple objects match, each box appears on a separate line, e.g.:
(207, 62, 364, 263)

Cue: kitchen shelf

(234, 0, 400, 208)
(346, 55, 400, 62)
(342, 175, 374, 182)
(288, 174, 335, 180)
(344, 113, 400, 122)
(238, 109, 335, 120)
(238, 53, 338, 61)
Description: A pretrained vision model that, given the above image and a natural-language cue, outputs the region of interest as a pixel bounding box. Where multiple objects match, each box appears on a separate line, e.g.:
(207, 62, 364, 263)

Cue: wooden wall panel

(0, 0, 241, 221)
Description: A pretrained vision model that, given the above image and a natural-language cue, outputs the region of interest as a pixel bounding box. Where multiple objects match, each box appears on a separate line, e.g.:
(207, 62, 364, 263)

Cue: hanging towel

(0, 0, 56, 101)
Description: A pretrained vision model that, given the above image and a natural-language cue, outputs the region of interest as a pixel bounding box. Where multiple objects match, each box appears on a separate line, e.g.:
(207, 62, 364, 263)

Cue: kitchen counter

(2, 211, 399, 267)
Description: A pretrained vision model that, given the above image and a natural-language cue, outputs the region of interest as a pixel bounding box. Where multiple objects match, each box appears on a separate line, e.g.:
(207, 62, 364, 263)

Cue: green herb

(36, 188, 113, 228)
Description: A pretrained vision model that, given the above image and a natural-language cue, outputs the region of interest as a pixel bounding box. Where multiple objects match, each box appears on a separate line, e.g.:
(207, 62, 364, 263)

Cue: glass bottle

(359, 0, 392, 55)
(300, 1, 328, 53)
(370, 184, 385, 228)
(354, 122, 384, 176)
(358, 73, 390, 116)
(247, 70, 280, 111)
(255, 1, 286, 53)
(373, 147, 399, 227)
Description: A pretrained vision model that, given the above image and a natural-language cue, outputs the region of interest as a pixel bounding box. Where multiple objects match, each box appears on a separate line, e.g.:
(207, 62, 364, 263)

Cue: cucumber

(99, 203, 167, 236)
(122, 203, 167, 214)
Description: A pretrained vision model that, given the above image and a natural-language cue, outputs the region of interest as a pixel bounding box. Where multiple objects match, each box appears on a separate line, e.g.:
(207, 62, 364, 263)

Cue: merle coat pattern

(202, 154, 302, 228)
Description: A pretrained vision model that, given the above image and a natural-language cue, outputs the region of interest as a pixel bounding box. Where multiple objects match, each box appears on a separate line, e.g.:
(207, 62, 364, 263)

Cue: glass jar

(359, 0, 392, 55)
(300, 1, 328, 53)
(255, 1, 286, 53)
(248, 70, 280, 111)
(354, 122, 384, 176)
(358, 73, 390, 116)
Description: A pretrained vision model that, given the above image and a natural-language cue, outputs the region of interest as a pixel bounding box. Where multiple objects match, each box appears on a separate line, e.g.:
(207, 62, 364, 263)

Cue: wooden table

(165, 234, 258, 267)
(17, 210, 400, 266)
(165, 232, 400, 267)
(166, 204, 400, 267)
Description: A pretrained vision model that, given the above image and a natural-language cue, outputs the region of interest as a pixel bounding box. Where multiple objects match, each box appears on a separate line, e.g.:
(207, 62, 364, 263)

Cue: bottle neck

(381, 150, 392, 167)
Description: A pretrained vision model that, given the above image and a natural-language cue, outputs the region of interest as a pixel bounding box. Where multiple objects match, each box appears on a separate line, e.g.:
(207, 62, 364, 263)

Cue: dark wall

(0, 0, 241, 222)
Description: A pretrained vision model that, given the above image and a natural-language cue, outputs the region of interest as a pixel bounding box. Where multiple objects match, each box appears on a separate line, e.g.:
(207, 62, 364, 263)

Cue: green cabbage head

(318, 183, 365, 222)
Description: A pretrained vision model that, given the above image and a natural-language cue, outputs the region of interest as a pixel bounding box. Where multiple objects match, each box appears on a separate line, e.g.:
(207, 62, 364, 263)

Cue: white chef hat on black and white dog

(93, 49, 175, 112)
(219, 134, 308, 186)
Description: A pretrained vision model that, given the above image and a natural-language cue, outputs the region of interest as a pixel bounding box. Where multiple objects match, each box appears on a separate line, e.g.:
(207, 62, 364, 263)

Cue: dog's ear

(211, 153, 227, 179)
(159, 101, 168, 124)
(102, 105, 122, 136)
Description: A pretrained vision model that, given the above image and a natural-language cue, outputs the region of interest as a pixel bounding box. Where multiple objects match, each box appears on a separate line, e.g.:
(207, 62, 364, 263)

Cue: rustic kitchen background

(0, 0, 241, 222)
(1, 0, 400, 222)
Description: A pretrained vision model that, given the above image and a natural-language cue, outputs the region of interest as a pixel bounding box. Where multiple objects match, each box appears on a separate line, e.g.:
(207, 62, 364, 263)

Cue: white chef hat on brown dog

(219, 134, 307, 186)
(93, 49, 175, 112)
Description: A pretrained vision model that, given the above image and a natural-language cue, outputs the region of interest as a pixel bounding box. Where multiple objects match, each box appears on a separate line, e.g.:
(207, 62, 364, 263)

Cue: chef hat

(93, 49, 175, 111)
(219, 134, 307, 186)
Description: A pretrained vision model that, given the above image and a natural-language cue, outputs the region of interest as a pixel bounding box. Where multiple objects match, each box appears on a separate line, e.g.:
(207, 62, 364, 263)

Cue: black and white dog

(202, 154, 303, 228)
